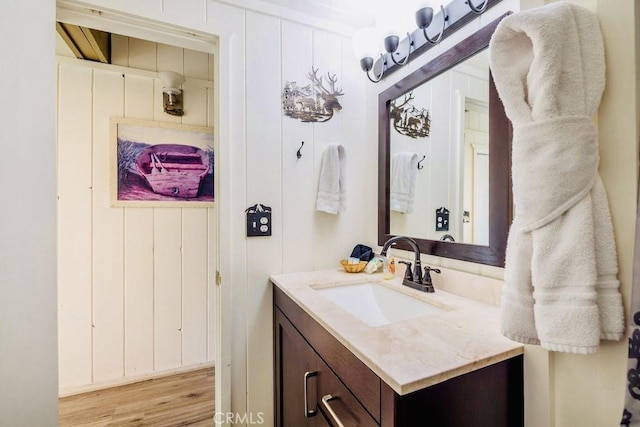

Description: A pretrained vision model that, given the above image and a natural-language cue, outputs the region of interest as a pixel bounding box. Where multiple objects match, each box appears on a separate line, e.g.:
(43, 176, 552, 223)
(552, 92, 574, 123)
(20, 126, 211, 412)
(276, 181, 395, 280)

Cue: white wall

(0, 1, 59, 425)
(56, 36, 217, 394)
(539, 1, 638, 426)
(234, 8, 373, 421)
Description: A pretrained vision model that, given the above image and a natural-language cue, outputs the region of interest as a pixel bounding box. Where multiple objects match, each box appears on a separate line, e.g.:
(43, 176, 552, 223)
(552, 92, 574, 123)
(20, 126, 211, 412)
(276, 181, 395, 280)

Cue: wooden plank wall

(59, 2, 372, 419)
(57, 35, 216, 393)
(242, 10, 371, 420)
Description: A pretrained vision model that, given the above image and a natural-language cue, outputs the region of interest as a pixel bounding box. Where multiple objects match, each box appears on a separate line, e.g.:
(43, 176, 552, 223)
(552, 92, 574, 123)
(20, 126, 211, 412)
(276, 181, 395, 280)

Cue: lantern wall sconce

(159, 71, 185, 116)
(353, 0, 499, 83)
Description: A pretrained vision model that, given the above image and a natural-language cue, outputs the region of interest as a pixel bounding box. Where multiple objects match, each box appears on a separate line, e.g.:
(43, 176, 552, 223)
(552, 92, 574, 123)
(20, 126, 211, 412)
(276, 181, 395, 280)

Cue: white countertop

(270, 269, 523, 395)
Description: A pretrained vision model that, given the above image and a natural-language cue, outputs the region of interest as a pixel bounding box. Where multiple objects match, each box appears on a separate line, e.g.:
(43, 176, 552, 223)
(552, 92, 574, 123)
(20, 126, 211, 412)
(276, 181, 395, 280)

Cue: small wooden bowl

(340, 259, 367, 273)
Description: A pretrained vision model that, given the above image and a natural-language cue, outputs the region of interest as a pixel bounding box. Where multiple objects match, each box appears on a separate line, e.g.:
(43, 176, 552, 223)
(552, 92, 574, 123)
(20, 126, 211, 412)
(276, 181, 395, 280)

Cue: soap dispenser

(383, 256, 394, 280)
(421, 266, 441, 293)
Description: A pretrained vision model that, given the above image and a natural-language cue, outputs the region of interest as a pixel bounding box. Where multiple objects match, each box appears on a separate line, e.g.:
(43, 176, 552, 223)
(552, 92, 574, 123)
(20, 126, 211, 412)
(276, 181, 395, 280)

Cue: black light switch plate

(436, 207, 450, 231)
(246, 204, 272, 237)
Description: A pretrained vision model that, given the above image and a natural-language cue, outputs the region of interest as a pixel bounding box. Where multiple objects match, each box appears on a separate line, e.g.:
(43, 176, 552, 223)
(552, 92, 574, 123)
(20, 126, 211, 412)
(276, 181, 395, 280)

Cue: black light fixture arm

(361, 54, 387, 83)
(357, 0, 500, 83)
(419, 5, 447, 45)
(387, 33, 414, 66)
(467, 0, 488, 14)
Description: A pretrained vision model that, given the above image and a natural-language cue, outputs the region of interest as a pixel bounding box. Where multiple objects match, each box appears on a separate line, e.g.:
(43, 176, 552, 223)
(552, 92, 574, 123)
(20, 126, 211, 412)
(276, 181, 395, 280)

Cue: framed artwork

(110, 117, 214, 207)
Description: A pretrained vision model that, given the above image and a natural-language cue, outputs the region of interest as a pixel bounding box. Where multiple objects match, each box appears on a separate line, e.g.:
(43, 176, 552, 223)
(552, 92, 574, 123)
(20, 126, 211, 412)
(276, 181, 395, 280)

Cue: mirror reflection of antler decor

(282, 67, 344, 123)
(390, 92, 431, 138)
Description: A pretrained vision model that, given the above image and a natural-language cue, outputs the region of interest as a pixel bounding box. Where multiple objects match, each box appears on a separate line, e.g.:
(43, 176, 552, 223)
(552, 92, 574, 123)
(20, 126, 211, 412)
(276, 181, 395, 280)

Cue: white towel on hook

(489, 1, 624, 354)
(316, 144, 346, 214)
(390, 152, 419, 214)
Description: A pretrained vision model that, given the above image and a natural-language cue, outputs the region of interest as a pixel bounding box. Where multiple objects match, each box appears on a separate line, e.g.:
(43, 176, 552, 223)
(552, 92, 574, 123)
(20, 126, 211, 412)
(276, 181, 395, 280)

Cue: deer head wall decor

(282, 67, 344, 123)
(390, 91, 431, 138)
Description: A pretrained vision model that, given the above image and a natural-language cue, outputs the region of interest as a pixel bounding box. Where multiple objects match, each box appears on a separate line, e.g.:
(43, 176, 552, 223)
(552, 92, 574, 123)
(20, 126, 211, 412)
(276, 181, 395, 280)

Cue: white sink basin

(315, 282, 445, 327)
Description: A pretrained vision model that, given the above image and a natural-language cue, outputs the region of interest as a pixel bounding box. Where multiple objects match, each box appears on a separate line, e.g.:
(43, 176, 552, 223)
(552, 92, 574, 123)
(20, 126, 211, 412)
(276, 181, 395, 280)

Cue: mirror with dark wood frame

(378, 15, 512, 267)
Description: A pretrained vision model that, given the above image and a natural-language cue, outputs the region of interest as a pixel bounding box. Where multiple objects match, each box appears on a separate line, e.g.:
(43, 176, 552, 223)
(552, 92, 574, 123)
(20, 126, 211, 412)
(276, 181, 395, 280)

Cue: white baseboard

(58, 361, 215, 398)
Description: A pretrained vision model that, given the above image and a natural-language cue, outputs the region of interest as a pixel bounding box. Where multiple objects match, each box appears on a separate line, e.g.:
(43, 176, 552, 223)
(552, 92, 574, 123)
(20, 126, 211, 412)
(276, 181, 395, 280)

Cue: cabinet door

(275, 308, 321, 427)
(315, 411, 333, 427)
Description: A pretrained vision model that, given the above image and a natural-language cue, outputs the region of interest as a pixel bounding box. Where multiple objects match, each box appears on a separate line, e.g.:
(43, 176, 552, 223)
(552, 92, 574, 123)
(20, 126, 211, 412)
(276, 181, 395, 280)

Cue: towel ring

(296, 141, 304, 159)
(422, 5, 447, 45)
(467, 0, 488, 14)
(417, 155, 426, 170)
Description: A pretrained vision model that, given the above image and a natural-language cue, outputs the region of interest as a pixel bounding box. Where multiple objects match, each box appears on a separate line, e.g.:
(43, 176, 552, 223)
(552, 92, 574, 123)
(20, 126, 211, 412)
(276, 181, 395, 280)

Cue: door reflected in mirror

(462, 98, 489, 245)
(389, 50, 490, 246)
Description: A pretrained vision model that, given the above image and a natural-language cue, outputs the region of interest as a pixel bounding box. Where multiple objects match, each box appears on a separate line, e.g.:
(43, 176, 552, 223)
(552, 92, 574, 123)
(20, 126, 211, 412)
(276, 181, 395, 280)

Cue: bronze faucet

(380, 236, 437, 293)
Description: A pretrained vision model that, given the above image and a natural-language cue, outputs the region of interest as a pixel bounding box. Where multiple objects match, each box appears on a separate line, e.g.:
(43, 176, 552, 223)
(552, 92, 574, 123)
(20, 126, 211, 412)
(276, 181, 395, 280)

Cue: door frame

(55, 2, 231, 420)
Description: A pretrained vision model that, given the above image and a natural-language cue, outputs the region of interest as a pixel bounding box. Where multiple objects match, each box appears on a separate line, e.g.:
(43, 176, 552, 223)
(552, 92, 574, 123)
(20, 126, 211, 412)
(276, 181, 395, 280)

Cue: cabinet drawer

(317, 356, 378, 427)
(274, 287, 381, 422)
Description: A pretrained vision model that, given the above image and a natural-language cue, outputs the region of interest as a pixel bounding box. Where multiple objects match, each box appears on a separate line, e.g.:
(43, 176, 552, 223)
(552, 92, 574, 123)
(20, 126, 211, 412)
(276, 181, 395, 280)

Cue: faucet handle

(398, 261, 413, 281)
(425, 266, 441, 275)
(421, 266, 440, 293)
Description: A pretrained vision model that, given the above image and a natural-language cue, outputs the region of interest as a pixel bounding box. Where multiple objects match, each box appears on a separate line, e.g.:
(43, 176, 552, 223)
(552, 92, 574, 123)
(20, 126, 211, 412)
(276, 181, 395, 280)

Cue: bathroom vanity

(265, 9, 526, 426)
(272, 270, 524, 427)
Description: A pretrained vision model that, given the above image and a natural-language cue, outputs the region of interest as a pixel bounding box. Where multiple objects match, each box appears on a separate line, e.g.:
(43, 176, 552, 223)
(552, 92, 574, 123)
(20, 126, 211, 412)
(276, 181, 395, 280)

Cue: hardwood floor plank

(59, 367, 214, 426)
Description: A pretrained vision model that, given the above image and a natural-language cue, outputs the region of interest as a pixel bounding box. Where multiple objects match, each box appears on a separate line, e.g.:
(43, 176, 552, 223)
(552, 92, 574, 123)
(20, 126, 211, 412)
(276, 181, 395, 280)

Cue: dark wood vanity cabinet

(274, 287, 523, 427)
(275, 306, 377, 427)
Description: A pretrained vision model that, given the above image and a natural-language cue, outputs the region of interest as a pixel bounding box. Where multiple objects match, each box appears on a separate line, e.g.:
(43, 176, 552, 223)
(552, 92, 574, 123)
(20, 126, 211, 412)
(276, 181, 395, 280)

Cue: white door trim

(55, 3, 231, 422)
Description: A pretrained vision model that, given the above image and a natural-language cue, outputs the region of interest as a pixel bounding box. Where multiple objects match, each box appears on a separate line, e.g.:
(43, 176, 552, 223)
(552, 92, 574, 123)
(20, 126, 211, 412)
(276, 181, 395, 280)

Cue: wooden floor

(59, 367, 215, 426)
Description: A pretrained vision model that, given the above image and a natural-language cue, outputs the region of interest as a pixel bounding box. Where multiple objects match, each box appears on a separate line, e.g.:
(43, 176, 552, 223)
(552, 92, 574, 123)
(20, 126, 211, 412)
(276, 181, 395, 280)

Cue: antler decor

(282, 67, 344, 123)
(390, 92, 431, 138)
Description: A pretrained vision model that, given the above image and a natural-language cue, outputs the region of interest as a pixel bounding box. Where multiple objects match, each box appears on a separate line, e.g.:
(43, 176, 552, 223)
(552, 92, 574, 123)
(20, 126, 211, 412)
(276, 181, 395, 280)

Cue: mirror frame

(378, 14, 512, 267)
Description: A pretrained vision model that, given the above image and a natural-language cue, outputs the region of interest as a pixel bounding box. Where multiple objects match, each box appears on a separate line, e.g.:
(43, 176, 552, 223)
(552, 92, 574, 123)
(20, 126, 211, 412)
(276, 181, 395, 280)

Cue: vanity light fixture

(384, 32, 414, 67)
(352, 27, 387, 83)
(468, 0, 489, 14)
(416, 5, 447, 45)
(158, 71, 185, 116)
(353, 0, 494, 83)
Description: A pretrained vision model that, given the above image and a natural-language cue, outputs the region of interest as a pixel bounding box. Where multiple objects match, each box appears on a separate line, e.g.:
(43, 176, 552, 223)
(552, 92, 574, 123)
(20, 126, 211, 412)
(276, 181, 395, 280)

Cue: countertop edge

(396, 347, 524, 395)
(270, 271, 524, 396)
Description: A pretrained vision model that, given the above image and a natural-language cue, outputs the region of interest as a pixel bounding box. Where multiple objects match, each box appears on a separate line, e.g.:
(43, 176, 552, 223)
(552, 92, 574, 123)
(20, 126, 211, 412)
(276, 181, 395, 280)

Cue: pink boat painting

(112, 118, 214, 206)
(135, 144, 210, 198)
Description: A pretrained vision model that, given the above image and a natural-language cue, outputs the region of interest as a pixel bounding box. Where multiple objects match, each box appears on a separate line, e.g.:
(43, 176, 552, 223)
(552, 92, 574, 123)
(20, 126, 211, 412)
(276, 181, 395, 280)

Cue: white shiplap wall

(57, 36, 216, 394)
(57, 0, 374, 423)
(242, 10, 372, 419)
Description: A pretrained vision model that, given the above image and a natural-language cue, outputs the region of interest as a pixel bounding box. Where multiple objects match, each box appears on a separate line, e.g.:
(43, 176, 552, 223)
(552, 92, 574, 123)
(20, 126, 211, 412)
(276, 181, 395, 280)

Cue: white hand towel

(390, 152, 419, 214)
(316, 144, 346, 214)
(489, 1, 624, 354)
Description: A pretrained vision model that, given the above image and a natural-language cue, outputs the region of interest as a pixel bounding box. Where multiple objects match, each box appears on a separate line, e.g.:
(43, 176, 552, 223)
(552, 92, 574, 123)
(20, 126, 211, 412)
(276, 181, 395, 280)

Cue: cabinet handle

(304, 371, 318, 418)
(321, 394, 348, 427)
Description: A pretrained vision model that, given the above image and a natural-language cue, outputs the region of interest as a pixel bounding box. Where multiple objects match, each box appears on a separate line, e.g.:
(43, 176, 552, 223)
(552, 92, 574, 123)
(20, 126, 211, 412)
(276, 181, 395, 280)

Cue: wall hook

(417, 155, 426, 170)
(296, 141, 304, 159)
(467, 0, 488, 14)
